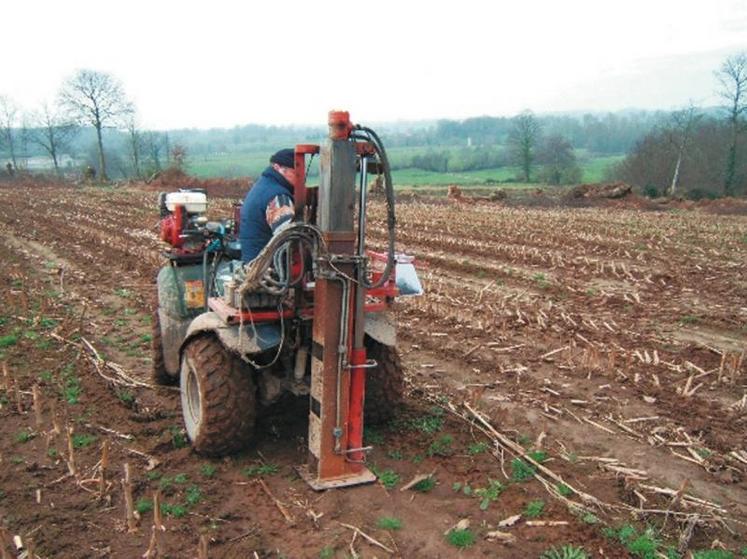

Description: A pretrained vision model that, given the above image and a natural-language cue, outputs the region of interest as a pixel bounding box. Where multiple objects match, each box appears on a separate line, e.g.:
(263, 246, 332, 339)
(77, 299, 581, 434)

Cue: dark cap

(270, 148, 295, 169)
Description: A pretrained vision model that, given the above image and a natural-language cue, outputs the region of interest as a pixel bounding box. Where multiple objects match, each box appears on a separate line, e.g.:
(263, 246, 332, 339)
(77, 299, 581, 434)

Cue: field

(186, 148, 623, 186)
(0, 180, 745, 558)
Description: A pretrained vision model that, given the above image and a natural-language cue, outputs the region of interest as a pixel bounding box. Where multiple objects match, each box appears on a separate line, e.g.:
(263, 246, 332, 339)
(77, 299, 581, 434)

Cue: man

(240, 148, 297, 262)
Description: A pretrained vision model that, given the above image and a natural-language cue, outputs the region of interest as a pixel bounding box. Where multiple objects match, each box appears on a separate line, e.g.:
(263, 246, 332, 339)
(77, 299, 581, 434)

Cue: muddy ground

(0, 181, 745, 558)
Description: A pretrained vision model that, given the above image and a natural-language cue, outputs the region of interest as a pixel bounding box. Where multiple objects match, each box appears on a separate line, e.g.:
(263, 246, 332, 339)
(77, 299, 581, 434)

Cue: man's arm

(266, 193, 294, 235)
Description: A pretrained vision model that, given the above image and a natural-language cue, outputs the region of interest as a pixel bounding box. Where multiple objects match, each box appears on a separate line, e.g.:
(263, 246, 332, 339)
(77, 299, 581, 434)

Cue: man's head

(270, 148, 297, 184)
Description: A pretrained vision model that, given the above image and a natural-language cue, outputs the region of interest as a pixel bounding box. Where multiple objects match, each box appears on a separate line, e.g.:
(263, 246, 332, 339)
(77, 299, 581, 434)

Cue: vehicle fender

(180, 312, 282, 357)
(364, 311, 396, 347)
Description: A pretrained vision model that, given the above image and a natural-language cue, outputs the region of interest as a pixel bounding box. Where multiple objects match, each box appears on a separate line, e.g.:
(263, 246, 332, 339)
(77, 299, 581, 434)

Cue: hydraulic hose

(352, 125, 396, 289)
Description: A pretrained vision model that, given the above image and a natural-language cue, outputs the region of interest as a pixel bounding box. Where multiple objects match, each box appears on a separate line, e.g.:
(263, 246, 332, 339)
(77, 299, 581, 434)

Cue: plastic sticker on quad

(183, 280, 205, 308)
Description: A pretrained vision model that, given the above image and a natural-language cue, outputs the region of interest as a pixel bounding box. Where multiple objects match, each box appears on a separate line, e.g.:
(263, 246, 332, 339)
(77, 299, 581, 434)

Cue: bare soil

(0, 180, 745, 558)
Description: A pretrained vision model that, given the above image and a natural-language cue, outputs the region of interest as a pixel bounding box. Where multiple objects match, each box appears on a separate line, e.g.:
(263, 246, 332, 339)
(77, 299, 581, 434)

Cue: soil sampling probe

(153, 110, 422, 490)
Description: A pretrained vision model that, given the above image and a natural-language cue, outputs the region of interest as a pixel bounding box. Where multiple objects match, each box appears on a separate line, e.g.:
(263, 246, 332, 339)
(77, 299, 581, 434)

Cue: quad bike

(152, 111, 422, 488)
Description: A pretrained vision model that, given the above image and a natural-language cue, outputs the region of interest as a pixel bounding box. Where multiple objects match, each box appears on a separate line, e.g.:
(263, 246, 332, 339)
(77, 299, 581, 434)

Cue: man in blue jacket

(240, 148, 297, 262)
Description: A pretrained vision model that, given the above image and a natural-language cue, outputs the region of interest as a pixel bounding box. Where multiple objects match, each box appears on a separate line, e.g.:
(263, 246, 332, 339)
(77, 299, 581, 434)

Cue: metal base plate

(295, 465, 377, 491)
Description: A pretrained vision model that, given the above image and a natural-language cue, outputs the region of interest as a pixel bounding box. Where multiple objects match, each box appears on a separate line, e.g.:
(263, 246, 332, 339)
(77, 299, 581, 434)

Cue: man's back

(239, 166, 294, 262)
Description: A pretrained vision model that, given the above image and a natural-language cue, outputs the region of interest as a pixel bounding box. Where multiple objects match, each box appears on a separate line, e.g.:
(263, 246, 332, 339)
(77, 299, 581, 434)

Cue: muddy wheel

(180, 335, 257, 456)
(152, 309, 177, 385)
(364, 337, 404, 424)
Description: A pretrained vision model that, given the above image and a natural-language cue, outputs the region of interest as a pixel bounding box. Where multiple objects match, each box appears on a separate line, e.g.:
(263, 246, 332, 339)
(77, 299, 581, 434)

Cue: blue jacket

(239, 167, 294, 262)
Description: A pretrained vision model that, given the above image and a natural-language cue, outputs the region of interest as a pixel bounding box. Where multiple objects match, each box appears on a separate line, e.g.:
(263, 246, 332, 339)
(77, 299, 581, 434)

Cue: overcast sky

(2, 0, 746, 129)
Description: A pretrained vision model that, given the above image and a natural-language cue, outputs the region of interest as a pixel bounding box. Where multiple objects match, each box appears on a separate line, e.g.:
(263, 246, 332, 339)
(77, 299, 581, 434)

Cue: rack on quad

(152, 111, 422, 489)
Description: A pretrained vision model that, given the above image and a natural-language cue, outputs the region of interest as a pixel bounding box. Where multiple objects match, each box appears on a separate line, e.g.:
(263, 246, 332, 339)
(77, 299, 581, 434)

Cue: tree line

(612, 52, 747, 198)
(1, 52, 745, 195)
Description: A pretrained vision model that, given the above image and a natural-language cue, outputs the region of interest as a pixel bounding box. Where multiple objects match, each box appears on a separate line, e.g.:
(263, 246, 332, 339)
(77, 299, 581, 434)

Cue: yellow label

(184, 280, 205, 309)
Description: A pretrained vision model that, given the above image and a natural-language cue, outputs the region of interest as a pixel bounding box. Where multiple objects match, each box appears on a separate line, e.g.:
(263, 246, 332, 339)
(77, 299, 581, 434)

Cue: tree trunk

(669, 151, 683, 196)
(724, 137, 736, 197)
(95, 123, 108, 182)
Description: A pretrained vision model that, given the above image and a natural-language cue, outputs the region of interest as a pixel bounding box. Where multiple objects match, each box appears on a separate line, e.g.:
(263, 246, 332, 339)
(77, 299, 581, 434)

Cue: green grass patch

(169, 426, 187, 449)
(72, 433, 97, 448)
(510, 458, 536, 482)
(363, 426, 384, 445)
(692, 552, 734, 559)
(318, 546, 335, 559)
(427, 434, 454, 457)
(556, 483, 572, 497)
(467, 441, 489, 455)
(200, 464, 217, 478)
(0, 335, 18, 348)
(525, 499, 545, 518)
(412, 476, 437, 493)
(15, 430, 34, 444)
(160, 502, 187, 518)
(446, 528, 476, 549)
(242, 463, 279, 477)
(376, 516, 402, 530)
(679, 314, 700, 325)
(185, 485, 203, 506)
(475, 479, 504, 510)
(136, 498, 154, 514)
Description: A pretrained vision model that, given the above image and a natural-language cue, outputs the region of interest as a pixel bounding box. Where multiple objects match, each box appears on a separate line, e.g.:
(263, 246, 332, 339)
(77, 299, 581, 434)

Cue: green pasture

(186, 148, 624, 188)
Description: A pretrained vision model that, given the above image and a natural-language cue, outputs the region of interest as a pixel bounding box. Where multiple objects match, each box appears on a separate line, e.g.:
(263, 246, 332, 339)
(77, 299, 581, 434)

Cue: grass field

(186, 149, 625, 187)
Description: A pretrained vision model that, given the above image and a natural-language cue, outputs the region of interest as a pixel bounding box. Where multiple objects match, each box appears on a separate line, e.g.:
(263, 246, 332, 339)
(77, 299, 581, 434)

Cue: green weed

(467, 441, 489, 455)
(376, 469, 400, 489)
(377, 516, 402, 530)
(39, 318, 58, 329)
(115, 288, 132, 298)
(242, 463, 279, 477)
(136, 498, 154, 514)
(185, 485, 202, 506)
(0, 335, 18, 348)
(200, 464, 217, 478)
(692, 552, 734, 559)
(38, 371, 54, 383)
(47, 448, 58, 458)
(528, 449, 548, 463)
(160, 502, 187, 518)
(15, 430, 34, 443)
(525, 499, 545, 518)
(556, 483, 572, 497)
(679, 314, 699, 325)
(318, 547, 335, 559)
(540, 545, 589, 559)
(446, 528, 476, 549)
(386, 449, 404, 460)
(173, 473, 189, 484)
(413, 476, 436, 493)
(475, 479, 504, 510)
(116, 389, 135, 405)
(72, 433, 96, 448)
(510, 458, 536, 481)
(427, 434, 454, 457)
(146, 471, 162, 481)
(62, 375, 82, 404)
(139, 334, 153, 344)
(169, 426, 187, 449)
(582, 513, 599, 525)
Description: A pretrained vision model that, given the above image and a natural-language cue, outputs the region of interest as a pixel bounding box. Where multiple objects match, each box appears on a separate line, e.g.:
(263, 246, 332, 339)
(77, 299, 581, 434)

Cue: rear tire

(152, 309, 177, 385)
(180, 335, 257, 456)
(364, 337, 404, 424)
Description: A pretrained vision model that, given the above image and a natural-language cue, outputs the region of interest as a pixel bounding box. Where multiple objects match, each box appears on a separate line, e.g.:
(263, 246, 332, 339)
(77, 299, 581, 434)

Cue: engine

(158, 189, 211, 253)
(158, 189, 242, 261)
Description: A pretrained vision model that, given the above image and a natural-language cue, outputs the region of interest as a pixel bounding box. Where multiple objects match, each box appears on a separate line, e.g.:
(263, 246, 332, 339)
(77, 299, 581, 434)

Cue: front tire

(364, 337, 404, 424)
(180, 335, 257, 455)
(152, 309, 177, 385)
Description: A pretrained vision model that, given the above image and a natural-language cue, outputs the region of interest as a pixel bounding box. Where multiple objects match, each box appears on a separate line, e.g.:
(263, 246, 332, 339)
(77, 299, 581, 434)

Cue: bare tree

(508, 111, 541, 182)
(29, 103, 78, 174)
(666, 104, 701, 196)
(537, 134, 581, 185)
(126, 115, 144, 179)
(716, 52, 747, 196)
(58, 69, 132, 182)
(0, 95, 19, 169)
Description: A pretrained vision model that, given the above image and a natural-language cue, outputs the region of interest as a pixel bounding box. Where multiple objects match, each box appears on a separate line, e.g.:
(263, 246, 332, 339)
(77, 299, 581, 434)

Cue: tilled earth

(0, 181, 745, 558)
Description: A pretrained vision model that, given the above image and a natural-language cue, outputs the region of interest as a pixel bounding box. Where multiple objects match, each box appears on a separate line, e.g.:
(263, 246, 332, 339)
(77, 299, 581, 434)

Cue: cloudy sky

(3, 0, 745, 129)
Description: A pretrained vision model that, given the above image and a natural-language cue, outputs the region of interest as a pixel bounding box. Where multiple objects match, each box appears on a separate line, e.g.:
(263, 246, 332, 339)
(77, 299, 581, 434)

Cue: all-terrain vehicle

(152, 111, 422, 488)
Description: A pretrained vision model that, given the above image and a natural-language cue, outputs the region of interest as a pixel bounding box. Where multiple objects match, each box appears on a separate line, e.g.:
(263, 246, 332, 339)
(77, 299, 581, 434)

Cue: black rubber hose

(353, 125, 396, 289)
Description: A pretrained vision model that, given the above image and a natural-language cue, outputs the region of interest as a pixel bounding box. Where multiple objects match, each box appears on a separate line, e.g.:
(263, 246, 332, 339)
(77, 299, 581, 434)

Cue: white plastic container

(165, 191, 207, 213)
